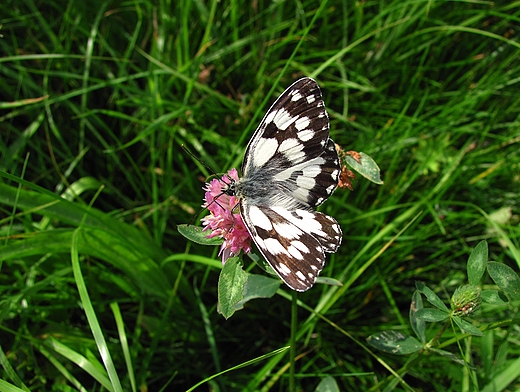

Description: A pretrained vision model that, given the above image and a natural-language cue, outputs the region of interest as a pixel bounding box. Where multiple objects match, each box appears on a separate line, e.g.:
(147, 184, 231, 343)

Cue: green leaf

(487, 262, 520, 300)
(232, 274, 280, 311)
(217, 257, 248, 319)
(0, 344, 30, 391)
(415, 308, 450, 322)
(366, 331, 422, 355)
(481, 331, 494, 376)
(177, 224, 224, 246)
(481, 289, 508, 305)
(452, 316, 483, 336)
(481, 353, 520, 392)
(344, 152, 384, 184)
(44, 338, 113, 390)
(315, 276, 343, 287)
(71, 230, 124, 392)
(467, 240, 488, 285)
(315, 376, 340, 392)
(410, 290, 426, 343)
(61, 177, 105, 201)
(185, 346, 290, 392)
(415, 281, 450, 312)
(0, 379, 28, 392)
(248, 251, 275, 275)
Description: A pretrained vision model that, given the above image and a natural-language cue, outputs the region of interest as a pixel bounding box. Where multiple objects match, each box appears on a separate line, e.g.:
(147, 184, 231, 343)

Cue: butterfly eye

(222, 183, 236, 196)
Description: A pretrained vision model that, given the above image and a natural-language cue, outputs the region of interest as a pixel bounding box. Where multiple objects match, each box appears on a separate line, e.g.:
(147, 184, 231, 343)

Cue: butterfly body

(225, 77, 342, 292)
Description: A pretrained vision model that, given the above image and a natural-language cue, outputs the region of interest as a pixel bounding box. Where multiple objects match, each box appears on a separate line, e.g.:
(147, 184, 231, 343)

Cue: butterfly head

(221, 177, 237, 198)
(201, 169, 252, 263)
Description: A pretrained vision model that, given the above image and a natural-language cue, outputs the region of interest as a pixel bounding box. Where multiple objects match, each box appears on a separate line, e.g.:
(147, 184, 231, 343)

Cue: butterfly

(223, 77, 342, 292)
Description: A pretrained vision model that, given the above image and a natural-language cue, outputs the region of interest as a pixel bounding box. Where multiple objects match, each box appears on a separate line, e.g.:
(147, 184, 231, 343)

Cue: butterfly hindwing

(240, 202, 340, 291)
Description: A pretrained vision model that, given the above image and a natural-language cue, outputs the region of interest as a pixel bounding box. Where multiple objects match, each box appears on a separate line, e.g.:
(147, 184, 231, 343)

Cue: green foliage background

(1, 0, 519, 390)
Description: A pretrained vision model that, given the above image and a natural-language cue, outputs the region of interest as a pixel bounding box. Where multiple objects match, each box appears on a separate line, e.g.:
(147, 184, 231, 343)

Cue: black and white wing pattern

(233, 77, 342, 292)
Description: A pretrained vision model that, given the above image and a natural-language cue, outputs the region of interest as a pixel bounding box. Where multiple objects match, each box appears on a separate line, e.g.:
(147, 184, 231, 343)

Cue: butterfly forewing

(234, 77, 342, 292)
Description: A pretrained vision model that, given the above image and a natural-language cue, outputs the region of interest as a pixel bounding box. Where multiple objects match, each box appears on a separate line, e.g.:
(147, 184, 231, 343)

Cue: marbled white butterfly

(224, 77, 342, 292)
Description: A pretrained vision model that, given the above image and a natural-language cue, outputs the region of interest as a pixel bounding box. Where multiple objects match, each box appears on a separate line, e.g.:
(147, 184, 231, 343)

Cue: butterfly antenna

(182, 144, 235, 226)
(182, 144, 236, 184)
(182, 144, 219, 179)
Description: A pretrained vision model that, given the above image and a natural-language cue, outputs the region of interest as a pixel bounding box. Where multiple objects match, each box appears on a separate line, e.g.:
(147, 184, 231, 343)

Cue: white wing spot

(294, 116, 310, 131)
(297, 129, 314, 141)
(263, 238, 289, 256)
(279, 138, 302, 153)
(296, 271, 307, 281)
(303, 164, 322, 179)
(264, 109, 276, 124)
(249, 206, 273, 231)
(306, 94, 316, 104)
(273, 170, 291, 182)
(292, 209, 328, 237)
(287, 245, 304, 260)
(253, 137, 278, 167)
(296, 175, 316, 190)
(291, 240, 309, 253)
(291, 92, 303, 101)
(278, 262, 291, 276)
(326, 185, 336, 194)
(273, 108, 296, 131)
(273, 222, 302, 239)
(278, 138, 306, 163)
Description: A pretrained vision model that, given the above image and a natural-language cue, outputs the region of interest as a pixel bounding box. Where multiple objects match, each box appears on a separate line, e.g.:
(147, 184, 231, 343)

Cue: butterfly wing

(240, 203, 341, 291)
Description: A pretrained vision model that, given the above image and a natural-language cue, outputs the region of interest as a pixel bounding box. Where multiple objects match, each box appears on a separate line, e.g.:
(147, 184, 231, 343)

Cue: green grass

(1, 0, 520, 390)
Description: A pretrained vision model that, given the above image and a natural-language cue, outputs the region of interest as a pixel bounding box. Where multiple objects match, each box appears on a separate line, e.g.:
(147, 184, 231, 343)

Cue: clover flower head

(451, 284, 482, 317)
(201, 168, 252, 263)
